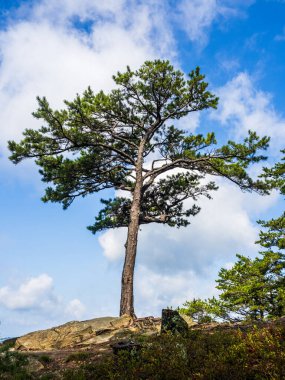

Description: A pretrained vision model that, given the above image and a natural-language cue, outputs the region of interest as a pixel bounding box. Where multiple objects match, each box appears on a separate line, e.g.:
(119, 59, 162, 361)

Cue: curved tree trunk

(119, 142, 144, 317)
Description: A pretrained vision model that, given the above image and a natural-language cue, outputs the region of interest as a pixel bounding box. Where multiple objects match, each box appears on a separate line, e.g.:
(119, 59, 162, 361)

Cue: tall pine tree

(9, 60, 269, 317)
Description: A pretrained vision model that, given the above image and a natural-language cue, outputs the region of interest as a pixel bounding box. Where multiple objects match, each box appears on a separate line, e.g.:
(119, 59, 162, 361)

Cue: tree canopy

(9, 61, 269, 230)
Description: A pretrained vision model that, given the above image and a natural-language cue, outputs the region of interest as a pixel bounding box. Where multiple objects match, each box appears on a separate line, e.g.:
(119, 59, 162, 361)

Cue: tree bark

(120, 142, 144, 317)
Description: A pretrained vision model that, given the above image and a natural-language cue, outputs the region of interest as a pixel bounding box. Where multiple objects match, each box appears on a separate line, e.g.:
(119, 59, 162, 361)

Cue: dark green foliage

(87, 197, 132, 233)
(258, 149, 285, 250)
(181, 209, 285, 322)
(39, 375, 57, 380)
(181, 250, 285, 323)
(37, 372, 57, 380)
(216, 251, 285, 321)
(62, 369, 87, 380)
(9, 60, 269, 234)
(88, 173, 217, 233)
(261, 148, 285, 194)
(258, 213, 285, 250)
(0, 350, 31, 379)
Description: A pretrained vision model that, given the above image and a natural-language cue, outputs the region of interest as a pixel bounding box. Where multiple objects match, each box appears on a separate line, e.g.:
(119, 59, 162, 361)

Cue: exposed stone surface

(180, 314, 195, 327)
(14, 313, 197, 352)
(15, 315, 161, 351)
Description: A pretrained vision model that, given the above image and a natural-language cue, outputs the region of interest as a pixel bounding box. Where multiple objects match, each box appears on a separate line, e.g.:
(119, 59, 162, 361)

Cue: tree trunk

(119, 142, 144, 317)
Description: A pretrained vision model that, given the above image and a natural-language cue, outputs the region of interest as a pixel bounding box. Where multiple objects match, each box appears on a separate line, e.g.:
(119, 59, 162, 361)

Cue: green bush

(60, 325, 285, 380)
(2, 325, 285, 379)
(0, 350, 31, 379)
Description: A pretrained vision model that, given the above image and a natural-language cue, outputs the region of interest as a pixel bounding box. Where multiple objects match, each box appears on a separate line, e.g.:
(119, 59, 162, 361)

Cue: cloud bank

(0, 274, 86, 320)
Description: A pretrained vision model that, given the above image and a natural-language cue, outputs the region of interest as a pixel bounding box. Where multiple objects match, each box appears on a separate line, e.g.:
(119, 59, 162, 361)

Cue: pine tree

(258, 149, 285, 250)
(181, 249, 285, 323)
(217, 251, 285, 321)
(8, 60, 269, 317)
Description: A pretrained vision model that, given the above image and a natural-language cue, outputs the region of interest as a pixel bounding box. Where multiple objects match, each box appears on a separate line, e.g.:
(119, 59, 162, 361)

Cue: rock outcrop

(14, 315, 161, 351)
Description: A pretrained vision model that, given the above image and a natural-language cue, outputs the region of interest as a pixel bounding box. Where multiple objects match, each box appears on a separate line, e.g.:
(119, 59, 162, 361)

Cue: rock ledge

(15, 315, 161, 351)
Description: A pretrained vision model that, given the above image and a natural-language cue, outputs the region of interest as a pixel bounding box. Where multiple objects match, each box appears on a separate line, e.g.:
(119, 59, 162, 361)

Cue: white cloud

(215, 52, 240, 73)
(136, 180, 277, 273)
(135, 265, 218, 316)
(0, 274, 86, 322)
(212, 72, 285, 152)
(32, 0, 125, 23)
(175, 111, 200, 132)
(98, 228, 126, 261)
(0, 0, 175, 159)
(0, 274, 55, 310)
(65, 299, 86, 320)
(0, 0, 177, 190)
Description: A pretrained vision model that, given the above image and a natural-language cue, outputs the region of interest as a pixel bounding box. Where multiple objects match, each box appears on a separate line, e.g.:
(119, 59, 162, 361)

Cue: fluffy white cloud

(135, 265, 218, 316)
(0, 0, 175, 153)
(0, 274, 86, 321)
(0, 274, 55, 310)
(98, 228, 126, 261)
(0, 0, 257, 155)
(175, 111, 200, 132)
(213, 72, 285, 152)
(0, 0, 178, 187)
(32, 0, 125, 22)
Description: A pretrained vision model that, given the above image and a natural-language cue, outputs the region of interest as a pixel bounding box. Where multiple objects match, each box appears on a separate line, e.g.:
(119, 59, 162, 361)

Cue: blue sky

(0, 0, 284, 338)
